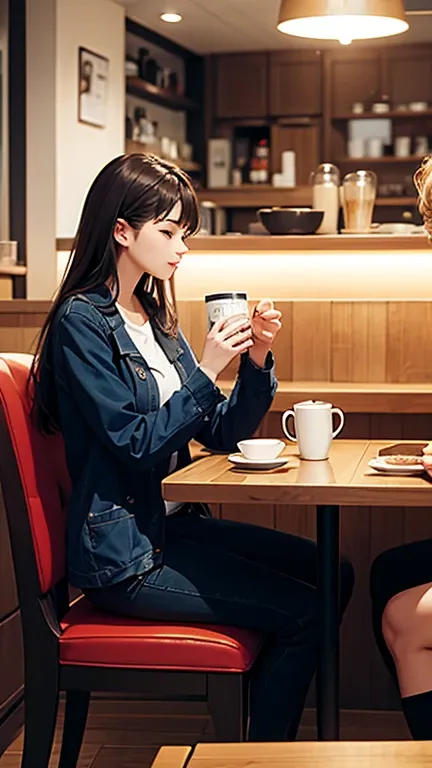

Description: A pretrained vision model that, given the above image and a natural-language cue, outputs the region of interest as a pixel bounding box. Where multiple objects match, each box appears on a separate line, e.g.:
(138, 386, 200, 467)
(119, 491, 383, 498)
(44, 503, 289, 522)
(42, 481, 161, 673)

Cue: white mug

(282, 400, 345, 461)
(395, 136, 411, 158)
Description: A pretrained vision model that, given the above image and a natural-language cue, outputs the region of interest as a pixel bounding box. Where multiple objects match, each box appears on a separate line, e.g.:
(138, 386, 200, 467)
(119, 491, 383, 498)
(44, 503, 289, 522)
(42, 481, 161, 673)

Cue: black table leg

(316, 504, 340, 741)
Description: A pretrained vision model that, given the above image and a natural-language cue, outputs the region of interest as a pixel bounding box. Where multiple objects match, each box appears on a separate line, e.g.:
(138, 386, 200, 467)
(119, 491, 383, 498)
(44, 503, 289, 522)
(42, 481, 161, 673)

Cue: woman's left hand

(249, 299, 282, 367)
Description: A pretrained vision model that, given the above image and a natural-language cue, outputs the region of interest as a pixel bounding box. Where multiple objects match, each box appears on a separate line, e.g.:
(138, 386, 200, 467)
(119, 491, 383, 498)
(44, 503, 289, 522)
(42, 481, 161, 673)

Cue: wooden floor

(0, 701, 411, 768)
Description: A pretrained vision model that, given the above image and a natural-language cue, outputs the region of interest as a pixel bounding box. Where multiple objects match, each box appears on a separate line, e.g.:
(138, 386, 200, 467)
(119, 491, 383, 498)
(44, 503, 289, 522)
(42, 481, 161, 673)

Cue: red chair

(0, 354, 262, 768)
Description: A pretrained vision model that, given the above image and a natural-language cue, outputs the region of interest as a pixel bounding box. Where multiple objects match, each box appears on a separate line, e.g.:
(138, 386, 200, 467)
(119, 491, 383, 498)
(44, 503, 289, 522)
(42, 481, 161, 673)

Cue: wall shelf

(197, 185, 312, 208)
(375, 197, 417, 207)
(126, 77, 199, 113)
(333, 110, 432, 121)
(125, 140, 201, 171)
(337, 156, 423, 165)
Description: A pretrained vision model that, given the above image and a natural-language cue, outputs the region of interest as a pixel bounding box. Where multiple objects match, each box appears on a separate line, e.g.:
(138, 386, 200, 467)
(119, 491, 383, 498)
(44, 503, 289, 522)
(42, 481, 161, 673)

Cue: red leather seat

(0, 353, 261, 766)
(60, 598, 262, 672)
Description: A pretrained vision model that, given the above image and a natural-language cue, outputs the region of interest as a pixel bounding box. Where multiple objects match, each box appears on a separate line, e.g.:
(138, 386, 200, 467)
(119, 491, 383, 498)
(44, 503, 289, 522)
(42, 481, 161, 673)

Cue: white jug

(282, 400, 345, 461)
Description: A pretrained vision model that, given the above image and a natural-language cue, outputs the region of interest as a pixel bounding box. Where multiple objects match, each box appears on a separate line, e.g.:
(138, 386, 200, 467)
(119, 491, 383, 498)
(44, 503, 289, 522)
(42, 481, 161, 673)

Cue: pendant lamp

(277, 0, 409, 45)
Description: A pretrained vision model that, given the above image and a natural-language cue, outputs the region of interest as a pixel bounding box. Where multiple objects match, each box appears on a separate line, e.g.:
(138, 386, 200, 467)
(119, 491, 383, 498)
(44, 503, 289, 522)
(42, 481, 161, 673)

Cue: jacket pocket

(86, 507, 136, 568)
(88, 504, 134, 528)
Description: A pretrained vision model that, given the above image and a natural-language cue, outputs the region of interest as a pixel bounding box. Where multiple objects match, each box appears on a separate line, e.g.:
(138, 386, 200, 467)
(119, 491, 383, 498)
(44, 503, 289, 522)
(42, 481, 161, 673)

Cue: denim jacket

(50, 285, 277, 588)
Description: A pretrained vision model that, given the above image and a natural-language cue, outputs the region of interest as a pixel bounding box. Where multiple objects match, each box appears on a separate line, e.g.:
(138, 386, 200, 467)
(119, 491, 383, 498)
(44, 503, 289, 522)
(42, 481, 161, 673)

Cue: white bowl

(237, 438, 285, 461)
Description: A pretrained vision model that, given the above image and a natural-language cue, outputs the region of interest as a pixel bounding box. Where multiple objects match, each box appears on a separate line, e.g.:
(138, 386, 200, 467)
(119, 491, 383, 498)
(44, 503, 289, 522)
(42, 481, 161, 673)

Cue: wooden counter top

(189, 234, 430, 252)
(57, 234, 429, 253)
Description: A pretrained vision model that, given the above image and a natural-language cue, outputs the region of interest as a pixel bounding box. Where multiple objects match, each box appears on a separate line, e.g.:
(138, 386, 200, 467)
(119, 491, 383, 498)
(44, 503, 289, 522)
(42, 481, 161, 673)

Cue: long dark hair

(29, 152, 200, 434)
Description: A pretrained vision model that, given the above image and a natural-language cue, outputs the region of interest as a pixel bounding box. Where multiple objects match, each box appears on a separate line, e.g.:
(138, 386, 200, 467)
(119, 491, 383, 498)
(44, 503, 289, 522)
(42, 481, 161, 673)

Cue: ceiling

(113, 0, 432, 54)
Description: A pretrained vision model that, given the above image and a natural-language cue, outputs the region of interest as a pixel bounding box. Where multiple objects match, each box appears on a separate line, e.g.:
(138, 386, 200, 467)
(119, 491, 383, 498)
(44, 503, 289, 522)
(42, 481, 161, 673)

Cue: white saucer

(368, 457, 425, 476)
(228, 453, 288, 470)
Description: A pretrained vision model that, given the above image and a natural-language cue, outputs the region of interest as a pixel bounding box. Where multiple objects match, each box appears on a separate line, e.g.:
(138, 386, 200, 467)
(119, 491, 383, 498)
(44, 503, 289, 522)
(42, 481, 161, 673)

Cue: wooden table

(152, 741, 432, 767)
(163, 440, 432, 742)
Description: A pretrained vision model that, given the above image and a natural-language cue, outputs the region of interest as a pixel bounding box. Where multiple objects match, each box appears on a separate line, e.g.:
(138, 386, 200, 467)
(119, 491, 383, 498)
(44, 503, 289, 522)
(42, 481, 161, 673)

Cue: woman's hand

(199, 314, 253, 383)
(249, 299, 282, 368)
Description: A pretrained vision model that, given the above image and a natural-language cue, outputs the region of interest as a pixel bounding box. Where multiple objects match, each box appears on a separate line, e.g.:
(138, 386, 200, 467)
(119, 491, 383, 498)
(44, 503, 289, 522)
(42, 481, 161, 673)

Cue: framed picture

(78, 47, 109, 128)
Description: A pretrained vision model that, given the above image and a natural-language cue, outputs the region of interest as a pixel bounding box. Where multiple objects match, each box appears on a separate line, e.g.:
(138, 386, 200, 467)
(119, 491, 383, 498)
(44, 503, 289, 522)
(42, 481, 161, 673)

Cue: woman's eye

(161, 230, 173, 239)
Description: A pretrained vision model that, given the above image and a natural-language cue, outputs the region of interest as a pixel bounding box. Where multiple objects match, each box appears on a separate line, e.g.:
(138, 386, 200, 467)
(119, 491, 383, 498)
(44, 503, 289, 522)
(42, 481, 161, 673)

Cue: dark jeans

(370, 539, 432, 690)
(85, 508, 355, 741)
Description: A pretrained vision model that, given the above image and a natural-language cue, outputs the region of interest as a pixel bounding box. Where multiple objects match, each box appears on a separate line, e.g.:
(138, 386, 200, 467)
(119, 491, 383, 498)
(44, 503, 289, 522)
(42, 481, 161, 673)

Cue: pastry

(383, 455, 423, 466)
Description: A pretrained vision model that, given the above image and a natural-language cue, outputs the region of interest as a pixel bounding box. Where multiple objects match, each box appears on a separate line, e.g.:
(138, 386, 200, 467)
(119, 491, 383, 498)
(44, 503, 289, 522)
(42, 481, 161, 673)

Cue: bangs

(153, 171, 200, 238)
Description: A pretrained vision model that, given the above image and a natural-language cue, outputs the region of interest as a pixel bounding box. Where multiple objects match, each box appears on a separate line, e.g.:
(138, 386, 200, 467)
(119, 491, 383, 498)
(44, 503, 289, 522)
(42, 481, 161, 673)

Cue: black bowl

(258, 207, 324, 235)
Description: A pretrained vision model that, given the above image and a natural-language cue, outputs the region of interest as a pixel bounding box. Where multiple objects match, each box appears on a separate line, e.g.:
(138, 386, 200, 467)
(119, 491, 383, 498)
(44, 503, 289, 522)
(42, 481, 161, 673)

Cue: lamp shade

(277, 0, 409, 44)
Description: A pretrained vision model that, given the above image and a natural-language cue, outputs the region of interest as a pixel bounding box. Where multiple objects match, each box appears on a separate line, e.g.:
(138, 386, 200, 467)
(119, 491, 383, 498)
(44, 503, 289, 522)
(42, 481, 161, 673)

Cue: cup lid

(294, 400, 332, 408)
(205, 292, 247, 302)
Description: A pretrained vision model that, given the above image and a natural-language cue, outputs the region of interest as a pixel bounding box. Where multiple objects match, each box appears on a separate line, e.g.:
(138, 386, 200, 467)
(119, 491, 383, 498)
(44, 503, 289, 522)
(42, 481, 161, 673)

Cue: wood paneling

(215, 54, 268, 119)
(176, 299, 432, 391)
(0, 613, 23, 717)
(269, 51, 322, 117)
(0, 488, 18, 620)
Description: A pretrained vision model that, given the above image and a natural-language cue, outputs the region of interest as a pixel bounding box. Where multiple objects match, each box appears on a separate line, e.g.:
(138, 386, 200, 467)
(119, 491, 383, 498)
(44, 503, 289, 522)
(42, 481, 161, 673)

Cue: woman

(370, 156, 432, 740)
(30, 153, 354, 741)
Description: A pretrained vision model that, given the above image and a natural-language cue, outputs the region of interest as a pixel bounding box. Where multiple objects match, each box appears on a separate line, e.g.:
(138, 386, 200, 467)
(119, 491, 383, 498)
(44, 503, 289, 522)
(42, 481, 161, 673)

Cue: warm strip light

(160, 12, 182, 23)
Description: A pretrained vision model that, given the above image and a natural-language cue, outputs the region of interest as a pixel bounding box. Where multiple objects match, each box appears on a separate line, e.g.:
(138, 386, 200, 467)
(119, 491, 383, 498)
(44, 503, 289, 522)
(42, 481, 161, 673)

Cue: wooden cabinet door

(215, 53, 268, 118)
(383, 45, 432, 106)
(271, 121, 320, 185)
(329, 50, 381, 115)
(269, 50, 322, 116)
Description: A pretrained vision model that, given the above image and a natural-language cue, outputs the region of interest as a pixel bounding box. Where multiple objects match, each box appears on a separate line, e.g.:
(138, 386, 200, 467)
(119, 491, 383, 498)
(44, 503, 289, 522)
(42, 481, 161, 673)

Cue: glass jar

(341, 170, 377, 233)
(311, 163, 340, 235)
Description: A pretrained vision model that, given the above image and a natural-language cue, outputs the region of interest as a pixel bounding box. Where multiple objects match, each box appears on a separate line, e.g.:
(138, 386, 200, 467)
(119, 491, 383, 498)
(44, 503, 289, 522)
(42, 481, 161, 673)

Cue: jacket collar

(81, 284, 184, 363)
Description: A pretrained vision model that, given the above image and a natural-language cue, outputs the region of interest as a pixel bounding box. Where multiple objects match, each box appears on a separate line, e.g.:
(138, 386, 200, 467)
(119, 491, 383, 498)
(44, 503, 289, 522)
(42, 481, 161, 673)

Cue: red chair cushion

(60, 598, 262, 673)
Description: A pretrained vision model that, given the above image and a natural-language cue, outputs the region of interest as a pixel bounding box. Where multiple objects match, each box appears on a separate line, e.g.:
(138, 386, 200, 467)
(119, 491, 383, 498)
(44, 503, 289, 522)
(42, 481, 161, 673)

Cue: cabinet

(271, 121, 320, 185)
(215, 53, 268, 118)
(329, 50, 381, 116)
(269, 51, 322, 116)
(383, 45, 432, 106)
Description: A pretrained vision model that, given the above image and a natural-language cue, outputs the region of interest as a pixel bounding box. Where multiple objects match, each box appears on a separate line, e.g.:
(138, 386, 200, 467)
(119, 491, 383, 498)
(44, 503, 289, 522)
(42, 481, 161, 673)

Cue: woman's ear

(113, 218, 132, 247)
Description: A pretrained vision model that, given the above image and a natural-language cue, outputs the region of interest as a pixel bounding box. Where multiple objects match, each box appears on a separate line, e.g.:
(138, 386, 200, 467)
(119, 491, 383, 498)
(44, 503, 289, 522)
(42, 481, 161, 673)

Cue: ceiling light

(160, 13, 182, 23)
(277, 0, 409, 46)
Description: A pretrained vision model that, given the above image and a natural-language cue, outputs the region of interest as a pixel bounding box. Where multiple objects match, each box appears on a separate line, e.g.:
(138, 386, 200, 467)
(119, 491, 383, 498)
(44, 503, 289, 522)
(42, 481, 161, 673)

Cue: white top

(116, 305, 183, 516)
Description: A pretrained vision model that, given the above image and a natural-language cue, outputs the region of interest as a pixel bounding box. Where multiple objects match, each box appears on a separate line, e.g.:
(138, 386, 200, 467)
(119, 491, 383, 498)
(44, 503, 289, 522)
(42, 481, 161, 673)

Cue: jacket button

(126, 496, 135, 504)
(135, 367, 147, 380)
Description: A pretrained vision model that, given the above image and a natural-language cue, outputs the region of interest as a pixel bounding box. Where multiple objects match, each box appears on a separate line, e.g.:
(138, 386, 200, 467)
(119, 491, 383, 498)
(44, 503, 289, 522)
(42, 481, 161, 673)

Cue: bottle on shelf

(311, 163, 341, 235)
(249, 140, 269, 184)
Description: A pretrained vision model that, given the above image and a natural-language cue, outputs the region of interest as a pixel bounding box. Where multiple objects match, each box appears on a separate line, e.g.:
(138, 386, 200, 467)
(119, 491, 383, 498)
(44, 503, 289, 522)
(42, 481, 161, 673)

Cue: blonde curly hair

(414, 156, 432, 240)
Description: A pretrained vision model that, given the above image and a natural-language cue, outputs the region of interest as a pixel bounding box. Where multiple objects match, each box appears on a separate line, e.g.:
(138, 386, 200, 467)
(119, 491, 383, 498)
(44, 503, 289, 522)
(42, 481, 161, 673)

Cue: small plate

(228, 453, 289, 470)
(368, 457, 425, 476)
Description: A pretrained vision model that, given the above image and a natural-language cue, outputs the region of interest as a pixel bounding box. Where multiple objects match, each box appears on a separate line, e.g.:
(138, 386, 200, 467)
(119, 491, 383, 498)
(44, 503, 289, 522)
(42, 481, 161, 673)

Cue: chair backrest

(0, 354, 71, 600)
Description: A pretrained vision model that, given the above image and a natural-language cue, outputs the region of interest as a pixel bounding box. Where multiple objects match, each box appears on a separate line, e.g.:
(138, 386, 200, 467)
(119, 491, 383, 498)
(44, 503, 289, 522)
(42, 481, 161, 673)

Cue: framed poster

(78, 47, 109, 128)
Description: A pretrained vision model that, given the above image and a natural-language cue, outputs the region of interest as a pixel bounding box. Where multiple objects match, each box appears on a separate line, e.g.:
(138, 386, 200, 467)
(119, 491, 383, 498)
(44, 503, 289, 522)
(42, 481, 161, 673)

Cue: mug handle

(331, 407, 345, 438)
(282, 410, 297, 442)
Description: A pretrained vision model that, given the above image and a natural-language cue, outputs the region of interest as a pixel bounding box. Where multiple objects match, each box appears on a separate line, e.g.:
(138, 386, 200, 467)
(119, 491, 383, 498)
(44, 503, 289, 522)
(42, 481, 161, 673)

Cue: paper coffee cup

(205, 292, 248, 330)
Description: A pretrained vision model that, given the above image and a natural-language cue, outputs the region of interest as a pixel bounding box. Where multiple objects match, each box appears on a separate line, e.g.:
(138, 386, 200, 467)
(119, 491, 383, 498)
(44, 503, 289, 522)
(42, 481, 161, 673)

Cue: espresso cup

(205, 292, 248, 331)
(238, 438, 285, 461)
(281, 400, 345, 461)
